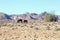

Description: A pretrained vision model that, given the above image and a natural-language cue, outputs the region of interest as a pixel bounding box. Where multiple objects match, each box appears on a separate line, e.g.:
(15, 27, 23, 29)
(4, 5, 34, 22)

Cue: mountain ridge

(0, 12, 59, 20)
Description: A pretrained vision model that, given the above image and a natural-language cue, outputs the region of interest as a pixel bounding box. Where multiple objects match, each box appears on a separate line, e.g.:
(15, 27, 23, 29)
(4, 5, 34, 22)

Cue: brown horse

(17, 19, 23, 23)
(17, 19, 28, 23)
(24, 20, 28, 23)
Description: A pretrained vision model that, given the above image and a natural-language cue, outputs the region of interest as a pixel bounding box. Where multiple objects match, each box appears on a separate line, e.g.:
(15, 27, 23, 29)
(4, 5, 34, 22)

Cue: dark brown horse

(17, 19, 28, 23)
(24, 20, 28, 23)
(17, 19, 23, 23)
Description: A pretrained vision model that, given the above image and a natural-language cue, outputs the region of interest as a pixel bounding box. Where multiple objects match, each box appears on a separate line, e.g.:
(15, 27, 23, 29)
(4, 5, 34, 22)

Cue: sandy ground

(0, 20, 60, 40)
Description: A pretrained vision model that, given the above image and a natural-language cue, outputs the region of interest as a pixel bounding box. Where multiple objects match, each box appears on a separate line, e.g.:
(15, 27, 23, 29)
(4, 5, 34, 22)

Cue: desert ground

(0, 20, 60, 40)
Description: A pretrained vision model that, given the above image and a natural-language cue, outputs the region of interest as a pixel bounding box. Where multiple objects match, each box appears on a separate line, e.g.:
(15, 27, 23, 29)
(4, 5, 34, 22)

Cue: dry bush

(44, 12, 57, 22)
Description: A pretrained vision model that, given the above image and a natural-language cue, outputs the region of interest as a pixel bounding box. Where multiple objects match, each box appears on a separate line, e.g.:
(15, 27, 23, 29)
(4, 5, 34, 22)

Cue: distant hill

(0, 12, 59, 20)
(0, 12, 11, 20)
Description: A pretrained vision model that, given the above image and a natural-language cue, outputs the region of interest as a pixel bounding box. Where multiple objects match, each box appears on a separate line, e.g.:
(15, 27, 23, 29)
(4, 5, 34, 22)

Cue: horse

(17, 19, 23, 23)
(24, 20, 28, 23)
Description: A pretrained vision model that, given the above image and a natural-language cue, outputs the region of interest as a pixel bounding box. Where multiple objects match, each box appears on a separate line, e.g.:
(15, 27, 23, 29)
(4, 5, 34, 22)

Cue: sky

(0, 0, 60, 15)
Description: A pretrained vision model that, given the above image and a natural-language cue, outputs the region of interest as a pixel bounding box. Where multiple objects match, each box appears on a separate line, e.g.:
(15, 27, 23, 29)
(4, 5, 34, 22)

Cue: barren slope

(0, 20, 60, 40)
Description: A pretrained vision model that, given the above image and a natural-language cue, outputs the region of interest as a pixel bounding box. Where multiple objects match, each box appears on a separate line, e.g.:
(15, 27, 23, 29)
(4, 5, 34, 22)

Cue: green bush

(44, 12, 57, 22)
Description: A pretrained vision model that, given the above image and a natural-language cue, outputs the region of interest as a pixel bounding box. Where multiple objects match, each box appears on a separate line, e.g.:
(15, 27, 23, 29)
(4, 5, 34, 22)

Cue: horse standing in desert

(24, 20, 28, 23)
(17, 19, 23, 23)
(17, 19, 28, 23)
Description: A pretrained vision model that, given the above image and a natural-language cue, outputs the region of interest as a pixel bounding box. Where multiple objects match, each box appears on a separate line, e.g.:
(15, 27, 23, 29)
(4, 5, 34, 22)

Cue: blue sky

(0, 0, 60, 15)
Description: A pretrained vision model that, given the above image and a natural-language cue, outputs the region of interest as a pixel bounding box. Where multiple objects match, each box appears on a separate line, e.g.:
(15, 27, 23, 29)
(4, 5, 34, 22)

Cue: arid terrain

(0, 20, 60, 40)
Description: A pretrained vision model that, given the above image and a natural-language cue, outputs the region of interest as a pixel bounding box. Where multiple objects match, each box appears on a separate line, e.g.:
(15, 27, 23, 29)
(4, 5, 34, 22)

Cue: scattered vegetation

(46, 26, 51, 30)
(34, 38, 37, 40)
(55, 28, 60, 31)
(0, 18, 60, 40)
(44, 12, 57, 22)
(30, 26, 34, 28)
(35, 27, 39, 30)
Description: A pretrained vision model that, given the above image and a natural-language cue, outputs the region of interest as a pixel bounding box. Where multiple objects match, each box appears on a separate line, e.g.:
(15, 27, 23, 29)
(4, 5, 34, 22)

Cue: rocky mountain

(0, 12, 59, 20)
(0, 12, 11, 20)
